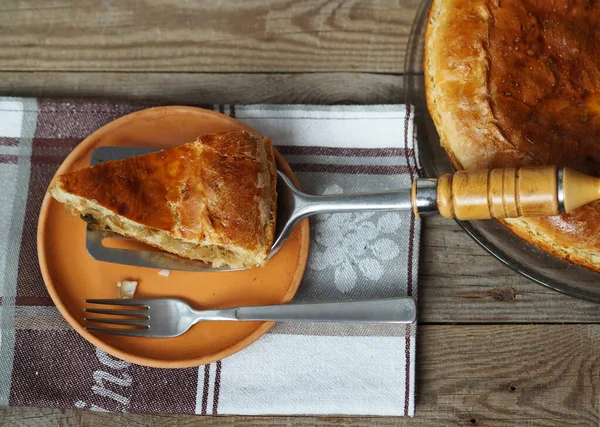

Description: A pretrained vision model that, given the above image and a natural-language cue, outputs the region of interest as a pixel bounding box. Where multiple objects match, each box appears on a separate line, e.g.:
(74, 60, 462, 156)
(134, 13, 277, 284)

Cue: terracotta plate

(37, 106, 310, 368)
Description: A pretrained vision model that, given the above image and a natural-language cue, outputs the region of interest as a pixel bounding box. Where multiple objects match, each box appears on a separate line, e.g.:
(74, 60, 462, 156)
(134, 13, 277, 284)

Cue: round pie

(425, 0, 600, 271)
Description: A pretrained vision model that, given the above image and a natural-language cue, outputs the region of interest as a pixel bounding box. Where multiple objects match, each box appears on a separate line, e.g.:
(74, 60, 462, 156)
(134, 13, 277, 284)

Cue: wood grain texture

(0, 0, 419, 73)
(562, 167, 600, 213)
(439, 166, 562, 220)
(3, 325, 600, 426)
(0, 72, 404, 105)
(419, 215, 600, 323)
(417, 324, 600, 426)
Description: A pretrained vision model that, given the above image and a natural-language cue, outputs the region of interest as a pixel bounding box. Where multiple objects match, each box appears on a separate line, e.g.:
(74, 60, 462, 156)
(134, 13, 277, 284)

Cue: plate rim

(36, 105, 310, 368)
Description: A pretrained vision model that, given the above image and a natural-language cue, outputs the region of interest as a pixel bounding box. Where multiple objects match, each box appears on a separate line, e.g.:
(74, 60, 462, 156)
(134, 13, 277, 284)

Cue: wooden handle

(562, 167, 600, 213)
(435, 166, 600, 220)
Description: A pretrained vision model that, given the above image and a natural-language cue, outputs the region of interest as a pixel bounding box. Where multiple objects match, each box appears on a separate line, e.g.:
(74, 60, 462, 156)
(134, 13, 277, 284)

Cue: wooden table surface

(2, 1, 600, 426)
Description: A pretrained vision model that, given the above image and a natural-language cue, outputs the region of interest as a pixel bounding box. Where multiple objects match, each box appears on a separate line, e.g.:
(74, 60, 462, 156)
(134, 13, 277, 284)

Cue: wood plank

(419, 216, 600, 324)
(0, 72, 404, 105)
(0, 0, 419, 73)
(417, 324, 600, 426)
(2, 325, 598, 426)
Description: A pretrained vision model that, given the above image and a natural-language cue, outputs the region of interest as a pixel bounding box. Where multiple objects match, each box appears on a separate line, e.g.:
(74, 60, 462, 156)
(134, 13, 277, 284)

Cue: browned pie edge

(424, 0, 600, 272)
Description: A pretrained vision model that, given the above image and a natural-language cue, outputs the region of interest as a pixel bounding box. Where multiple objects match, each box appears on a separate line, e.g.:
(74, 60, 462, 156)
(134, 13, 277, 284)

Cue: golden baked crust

(425, 0, 600, 271)
(49, 130, 277, 268)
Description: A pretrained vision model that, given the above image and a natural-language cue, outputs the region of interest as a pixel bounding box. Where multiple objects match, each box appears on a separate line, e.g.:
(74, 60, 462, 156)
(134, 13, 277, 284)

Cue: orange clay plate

(37, 106, 310, 368)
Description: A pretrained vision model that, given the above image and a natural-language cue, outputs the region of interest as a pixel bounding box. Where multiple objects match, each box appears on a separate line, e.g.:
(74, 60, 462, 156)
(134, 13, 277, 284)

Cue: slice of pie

(49, 130, 277, 268)
(425, 0, 600, 271)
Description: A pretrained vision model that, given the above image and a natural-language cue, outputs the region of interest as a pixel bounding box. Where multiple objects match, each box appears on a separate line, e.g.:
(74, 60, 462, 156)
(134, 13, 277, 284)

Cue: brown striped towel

(0, 99, 419, 416)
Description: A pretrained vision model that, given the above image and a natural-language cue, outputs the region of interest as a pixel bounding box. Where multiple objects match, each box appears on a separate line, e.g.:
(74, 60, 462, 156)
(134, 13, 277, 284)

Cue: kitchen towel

(0, 98, 420, 416)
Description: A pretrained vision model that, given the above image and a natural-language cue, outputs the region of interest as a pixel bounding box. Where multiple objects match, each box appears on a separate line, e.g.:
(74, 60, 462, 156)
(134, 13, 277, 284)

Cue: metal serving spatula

(86, 147, 600, 272)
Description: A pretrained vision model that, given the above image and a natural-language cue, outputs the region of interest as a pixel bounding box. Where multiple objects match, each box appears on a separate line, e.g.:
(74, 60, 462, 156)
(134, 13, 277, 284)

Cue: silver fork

(83, 297, 417, 338)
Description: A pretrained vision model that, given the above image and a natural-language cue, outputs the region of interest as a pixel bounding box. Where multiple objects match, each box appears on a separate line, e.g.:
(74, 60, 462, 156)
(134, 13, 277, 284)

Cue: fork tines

(83, 299, 151, 336)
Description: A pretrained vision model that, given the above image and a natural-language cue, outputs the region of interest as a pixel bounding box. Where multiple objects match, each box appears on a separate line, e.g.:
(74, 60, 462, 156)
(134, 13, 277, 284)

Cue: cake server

(86, 147, 600, 272)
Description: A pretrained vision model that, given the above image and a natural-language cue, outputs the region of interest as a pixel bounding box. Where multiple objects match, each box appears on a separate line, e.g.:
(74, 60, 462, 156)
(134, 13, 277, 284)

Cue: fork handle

(228, 298, 416, 323)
